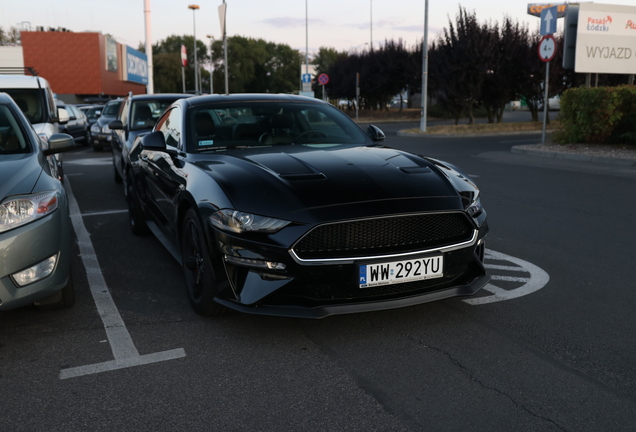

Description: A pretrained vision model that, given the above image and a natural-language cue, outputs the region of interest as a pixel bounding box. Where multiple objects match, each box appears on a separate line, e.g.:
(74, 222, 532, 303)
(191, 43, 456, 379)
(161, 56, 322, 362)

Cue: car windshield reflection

(186, 101, 368, 152)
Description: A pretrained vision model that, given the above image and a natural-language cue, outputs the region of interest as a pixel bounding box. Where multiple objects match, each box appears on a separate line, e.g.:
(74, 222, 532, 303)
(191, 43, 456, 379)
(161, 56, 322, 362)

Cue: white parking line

(59, 177, 186, 380)
(82, 209, 128, 217)
(463, 248, 550, 305)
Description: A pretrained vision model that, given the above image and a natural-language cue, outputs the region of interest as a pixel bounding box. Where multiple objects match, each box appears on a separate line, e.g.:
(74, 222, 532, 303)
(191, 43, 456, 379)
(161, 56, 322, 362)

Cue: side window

(156, 107, 182, 149)
(120, 100, 130, 125)
(45, 86, 57, 121)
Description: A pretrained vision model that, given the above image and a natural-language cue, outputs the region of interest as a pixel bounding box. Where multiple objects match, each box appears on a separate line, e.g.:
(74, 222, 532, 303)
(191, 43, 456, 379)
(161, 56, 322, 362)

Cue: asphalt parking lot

(2, 128, 636, 431)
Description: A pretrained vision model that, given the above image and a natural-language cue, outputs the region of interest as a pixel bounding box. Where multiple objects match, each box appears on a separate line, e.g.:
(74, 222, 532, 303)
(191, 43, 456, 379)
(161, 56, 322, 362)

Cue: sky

(1, 0, 635, 54)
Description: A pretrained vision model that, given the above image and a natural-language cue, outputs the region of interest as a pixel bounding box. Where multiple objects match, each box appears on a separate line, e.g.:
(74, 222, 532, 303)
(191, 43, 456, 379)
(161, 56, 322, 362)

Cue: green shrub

(555, 85, 636, 144)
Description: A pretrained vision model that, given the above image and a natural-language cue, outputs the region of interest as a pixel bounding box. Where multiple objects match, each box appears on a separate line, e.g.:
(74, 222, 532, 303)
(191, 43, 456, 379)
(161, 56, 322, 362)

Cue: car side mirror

(109, 120, 124, 130)
(141, 130, 167, 151)
(57, 107, 69, 125)
(366, 124, 385, 142)
(44, 133, 75, 155)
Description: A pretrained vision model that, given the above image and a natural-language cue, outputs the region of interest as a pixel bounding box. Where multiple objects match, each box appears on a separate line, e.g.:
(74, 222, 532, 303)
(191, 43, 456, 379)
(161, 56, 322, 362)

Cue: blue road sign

(302, 73, 311, 83)
(540, 6, 558, 35)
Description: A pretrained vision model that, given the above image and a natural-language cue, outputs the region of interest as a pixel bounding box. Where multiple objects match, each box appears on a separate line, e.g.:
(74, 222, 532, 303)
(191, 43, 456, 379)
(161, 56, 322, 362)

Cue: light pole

(188, 4, 200, 94)
(370, 0, 373, 50)
(220, 0, 229, 94)
(305, 0, 309, 76)
(143, 0, 153, 94)
(420, 0, 429, 133)
(206, 34, 214, 94)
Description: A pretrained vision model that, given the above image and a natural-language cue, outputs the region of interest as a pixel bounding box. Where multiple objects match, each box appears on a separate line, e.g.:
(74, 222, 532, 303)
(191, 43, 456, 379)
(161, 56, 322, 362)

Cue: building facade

(14, 30, 148, 104)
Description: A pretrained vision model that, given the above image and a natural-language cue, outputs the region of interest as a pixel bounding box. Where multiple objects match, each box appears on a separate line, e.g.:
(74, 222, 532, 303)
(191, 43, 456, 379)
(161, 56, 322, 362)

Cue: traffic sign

(540, 6, 558, 35)
(301, 73, 311, 84)
(538, 35, 556, 62)
(318, 73, 329, 85)
(180, 45, 187, 67)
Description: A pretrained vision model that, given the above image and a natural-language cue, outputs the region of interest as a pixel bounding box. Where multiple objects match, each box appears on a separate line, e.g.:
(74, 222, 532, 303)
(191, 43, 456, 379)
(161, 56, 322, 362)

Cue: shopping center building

(0, 29, 148, 104)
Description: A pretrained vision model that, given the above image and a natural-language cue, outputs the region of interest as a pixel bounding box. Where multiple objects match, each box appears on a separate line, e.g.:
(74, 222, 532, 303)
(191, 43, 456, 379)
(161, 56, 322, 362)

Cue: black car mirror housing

(366, 124, 385, 142)
(141, 131, 166, 150)
(108, 120, 125, 130)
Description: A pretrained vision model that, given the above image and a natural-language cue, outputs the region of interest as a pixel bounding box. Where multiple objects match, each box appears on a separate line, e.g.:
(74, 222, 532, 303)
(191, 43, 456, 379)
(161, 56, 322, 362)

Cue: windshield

(0, 105, 29, 154)
(3, 89, 45, 124)
(186, 101, 369, 152)
(130, 100, 176, 131)
(103, 101, 122, 116)
(82, 107, 102, 120)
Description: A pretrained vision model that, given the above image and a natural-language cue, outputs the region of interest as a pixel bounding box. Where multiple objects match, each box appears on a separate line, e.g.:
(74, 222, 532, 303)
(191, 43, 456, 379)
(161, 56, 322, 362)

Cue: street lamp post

(206, 34, 214, 94)
(221, 0, 229, 94)
(370, 0, 373, 50)
(305, 0, 309, 76)
(420, 0, 429, 133)
(188, 4, 200, 94)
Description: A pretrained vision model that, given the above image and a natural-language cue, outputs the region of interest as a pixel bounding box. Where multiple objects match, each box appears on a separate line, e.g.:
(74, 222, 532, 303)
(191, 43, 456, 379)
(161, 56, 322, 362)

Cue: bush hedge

(555, 85, 636, 144)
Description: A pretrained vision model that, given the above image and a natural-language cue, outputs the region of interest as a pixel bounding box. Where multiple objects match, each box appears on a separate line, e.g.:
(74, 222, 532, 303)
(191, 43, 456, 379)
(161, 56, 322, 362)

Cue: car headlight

(0, 191, 59, 233)
(460, 191, 482, 218)
(209, 210, 290, 234)
(466, 196, 483, 218)
(102, 125, 111, 133)
(11, 254, 58, 286)
(91, 124, 100, 133)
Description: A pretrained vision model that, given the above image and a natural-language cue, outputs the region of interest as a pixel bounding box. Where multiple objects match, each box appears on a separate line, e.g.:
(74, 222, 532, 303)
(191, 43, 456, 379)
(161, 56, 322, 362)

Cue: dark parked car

(0, 92, 75, 310)
(90, 99, 121, 151)
(78, 105, 102, 142)
(127, 94, 489, 318)
(109, 93, 192, 184)
(58, 103, 89, 145)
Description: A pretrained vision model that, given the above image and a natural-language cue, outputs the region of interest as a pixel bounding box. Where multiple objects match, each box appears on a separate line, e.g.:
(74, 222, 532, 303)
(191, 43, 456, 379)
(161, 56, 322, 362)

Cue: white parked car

(0, 74, 70, 176)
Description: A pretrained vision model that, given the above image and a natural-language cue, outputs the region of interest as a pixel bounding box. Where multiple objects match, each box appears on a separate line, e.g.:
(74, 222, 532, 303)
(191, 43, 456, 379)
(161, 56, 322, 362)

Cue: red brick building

(20, 31, 147, 104)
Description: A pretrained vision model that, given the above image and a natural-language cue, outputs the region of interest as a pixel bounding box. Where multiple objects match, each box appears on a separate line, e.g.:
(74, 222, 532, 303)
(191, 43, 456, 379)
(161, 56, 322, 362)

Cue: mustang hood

(197, 146, 470, 219)
(0, 154, 42, 199)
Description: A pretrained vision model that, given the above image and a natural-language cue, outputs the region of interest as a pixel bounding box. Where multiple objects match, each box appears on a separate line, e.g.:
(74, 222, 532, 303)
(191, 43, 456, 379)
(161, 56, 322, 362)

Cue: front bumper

(0, 208, 72, 311)
(211, 216, 489, 319)
(92, 132, 112, 146)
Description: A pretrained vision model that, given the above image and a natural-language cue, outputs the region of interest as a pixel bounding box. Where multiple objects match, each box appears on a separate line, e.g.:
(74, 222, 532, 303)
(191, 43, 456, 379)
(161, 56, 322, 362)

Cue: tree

(480, 17, 531, 123)
(211, 36, 302, 94)
(140, 35, 209, 93)
(0, 26, 21, 45)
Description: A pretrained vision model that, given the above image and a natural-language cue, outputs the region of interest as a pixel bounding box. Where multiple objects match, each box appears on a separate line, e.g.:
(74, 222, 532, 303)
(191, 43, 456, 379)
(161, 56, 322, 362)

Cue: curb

(510, 145, 636, 167)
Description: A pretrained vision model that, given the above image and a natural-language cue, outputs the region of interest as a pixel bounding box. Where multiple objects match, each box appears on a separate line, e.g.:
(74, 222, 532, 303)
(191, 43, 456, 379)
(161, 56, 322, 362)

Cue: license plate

(359, 256, 444, 288)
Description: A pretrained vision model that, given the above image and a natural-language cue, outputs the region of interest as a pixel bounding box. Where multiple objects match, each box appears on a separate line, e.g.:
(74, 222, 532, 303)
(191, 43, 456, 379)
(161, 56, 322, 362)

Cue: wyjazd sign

(575, 3, 636, 74)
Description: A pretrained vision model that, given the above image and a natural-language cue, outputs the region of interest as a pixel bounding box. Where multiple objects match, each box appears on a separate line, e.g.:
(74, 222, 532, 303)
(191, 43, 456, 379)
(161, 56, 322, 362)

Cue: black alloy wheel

(181, 208, 225, 316)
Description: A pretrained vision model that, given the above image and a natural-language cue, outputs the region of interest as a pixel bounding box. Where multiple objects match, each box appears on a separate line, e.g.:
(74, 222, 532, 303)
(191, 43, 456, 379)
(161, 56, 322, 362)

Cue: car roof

(0, 92, 14, 104)
(182, 93, 328, 108)
(0, 75, 50, 89)
(127, 93, 193, 102)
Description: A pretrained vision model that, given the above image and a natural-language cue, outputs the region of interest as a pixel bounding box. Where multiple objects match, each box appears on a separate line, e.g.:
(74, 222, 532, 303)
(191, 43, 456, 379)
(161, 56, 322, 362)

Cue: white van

(0, 75, 69, 176)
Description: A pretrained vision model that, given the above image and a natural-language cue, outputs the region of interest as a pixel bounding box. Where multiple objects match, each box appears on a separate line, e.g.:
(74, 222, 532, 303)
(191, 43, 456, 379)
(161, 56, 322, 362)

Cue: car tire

(113, 154, 122, 183)
(181, 208, 226, 316)
(125, 172, 149, 236)
(35, 275, 75, 310)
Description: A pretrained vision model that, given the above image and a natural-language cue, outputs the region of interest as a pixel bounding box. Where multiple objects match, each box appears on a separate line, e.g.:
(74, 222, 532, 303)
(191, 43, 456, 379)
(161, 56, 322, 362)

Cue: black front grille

(292, 212, 474, 260)
(265, 248, 483, 307)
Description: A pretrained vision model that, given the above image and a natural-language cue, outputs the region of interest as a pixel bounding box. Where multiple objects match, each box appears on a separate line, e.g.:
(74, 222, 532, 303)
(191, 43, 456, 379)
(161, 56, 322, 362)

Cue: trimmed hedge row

(555, 85, 636, 144)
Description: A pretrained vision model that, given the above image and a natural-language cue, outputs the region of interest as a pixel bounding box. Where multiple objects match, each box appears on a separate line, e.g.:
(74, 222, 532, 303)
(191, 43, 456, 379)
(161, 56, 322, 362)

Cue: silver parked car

(0, 92, 76, 310)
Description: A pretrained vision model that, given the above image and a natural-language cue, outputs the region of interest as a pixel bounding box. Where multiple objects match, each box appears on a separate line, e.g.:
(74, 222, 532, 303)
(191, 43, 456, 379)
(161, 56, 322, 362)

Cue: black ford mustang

(127, 94, 489, 318)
